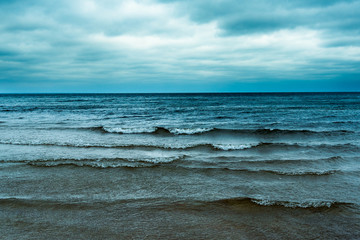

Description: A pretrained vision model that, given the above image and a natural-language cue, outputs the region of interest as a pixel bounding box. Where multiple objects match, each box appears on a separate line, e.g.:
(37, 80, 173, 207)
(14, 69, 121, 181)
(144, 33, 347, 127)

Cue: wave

(0, 141, 256, 151)
(169, 127, 214, 135)
(195, 167, 339, 176)
(20, 155, 186, 166)
(88, 126, 213, 135)
(0, 196, 111, 210)
(23, 158, 191, 169)
(0, 196, 353, 211)
(248, 169, 338, 176)
(83, 126, 354, 136)
(1, 140, 358, 153)
(57, 99, 89, 102)
(212, 156, 344, 165)
(211, 197, 352, 209)
(27, 161, 160, 169)
(17, 158, 341, 176)
(0, 196, 171, 210)
(249, 142, 358, 152)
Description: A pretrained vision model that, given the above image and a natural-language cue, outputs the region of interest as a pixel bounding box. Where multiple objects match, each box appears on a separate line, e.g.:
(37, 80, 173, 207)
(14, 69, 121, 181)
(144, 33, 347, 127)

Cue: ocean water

(0, 93, 359, 239)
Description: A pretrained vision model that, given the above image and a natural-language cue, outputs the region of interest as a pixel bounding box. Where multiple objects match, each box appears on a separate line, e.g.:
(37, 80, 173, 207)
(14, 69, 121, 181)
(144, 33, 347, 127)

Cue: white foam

(252, 198, 335, 208)
(212, 143, 254, 150)
(102, 127, 156, 134)
(169, 128, 213, 135)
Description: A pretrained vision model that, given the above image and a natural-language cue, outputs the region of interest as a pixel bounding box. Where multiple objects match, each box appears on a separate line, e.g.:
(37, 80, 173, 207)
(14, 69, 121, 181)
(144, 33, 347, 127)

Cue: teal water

(1, 93, 359, 239)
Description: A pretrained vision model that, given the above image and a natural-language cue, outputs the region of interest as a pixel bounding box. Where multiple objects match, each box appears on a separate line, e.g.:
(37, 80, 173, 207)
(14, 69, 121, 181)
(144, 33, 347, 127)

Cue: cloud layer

(1, 0, 359, 92)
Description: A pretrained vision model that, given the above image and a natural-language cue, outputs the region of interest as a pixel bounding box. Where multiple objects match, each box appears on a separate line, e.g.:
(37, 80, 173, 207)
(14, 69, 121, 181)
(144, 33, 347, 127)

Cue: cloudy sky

(1, 0, 360, 92)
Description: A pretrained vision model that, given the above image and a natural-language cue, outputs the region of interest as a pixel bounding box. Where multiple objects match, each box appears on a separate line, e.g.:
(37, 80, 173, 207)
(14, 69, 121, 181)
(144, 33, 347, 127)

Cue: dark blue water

(1, 93, 359, 239)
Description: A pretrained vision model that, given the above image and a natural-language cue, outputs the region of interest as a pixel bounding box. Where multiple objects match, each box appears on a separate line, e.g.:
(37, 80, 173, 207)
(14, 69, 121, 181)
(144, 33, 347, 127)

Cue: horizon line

(1, 91, 360, 94)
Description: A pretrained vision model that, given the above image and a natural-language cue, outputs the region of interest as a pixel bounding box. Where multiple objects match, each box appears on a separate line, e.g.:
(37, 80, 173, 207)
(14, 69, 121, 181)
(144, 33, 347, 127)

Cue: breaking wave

(85, 126, 353, 136)
(0, 141, 257, 151)
(1, 140, 357, 153)
(10, 157, 342, 176)
(212, 197, 352, 209)
(0, 196, 353, 210)
(0, 141, 255, 151)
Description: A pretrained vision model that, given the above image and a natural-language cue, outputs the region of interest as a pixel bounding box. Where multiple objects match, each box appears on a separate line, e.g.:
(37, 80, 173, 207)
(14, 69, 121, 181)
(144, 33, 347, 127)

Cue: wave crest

(86, 126, 353, 136)
(213, 197, 351, 209)
(1, 140, 357, 153)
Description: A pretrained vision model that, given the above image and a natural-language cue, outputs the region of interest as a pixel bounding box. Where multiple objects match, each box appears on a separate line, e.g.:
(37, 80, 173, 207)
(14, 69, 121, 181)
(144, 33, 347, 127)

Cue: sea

(0, 93, 359, 239)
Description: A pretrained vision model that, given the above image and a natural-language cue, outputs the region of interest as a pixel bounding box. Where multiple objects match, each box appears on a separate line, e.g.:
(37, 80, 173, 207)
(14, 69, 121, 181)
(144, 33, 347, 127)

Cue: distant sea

(1, 93, 359, 239)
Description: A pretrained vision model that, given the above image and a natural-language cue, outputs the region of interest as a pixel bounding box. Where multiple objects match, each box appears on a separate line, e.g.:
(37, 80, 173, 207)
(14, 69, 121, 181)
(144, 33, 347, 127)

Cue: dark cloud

(163, 0, 360, 42)
(0, 0, 359, 92)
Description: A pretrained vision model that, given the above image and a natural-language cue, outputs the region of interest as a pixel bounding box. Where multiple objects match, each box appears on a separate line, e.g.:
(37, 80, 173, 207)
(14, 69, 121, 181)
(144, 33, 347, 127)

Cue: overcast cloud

(0, 0, 359, 92)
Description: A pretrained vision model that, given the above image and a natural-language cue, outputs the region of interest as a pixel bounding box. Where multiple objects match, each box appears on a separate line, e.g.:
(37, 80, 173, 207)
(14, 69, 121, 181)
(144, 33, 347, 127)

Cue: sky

(0, 0, 360, 93)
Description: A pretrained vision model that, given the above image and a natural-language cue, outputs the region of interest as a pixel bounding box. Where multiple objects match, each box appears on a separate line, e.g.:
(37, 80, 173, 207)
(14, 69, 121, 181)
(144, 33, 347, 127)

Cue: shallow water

(1, 93, 360, 239)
